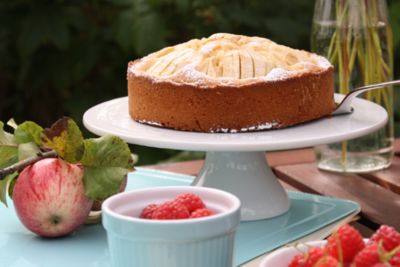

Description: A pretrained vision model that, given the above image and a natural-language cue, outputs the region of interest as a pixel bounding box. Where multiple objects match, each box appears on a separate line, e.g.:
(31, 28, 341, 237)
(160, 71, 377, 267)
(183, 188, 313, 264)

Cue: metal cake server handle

(332, 79, 400, 116)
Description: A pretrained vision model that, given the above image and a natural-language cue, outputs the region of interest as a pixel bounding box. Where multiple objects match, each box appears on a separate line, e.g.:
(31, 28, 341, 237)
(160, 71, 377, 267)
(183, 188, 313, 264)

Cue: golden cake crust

(127, 33, 335, 133)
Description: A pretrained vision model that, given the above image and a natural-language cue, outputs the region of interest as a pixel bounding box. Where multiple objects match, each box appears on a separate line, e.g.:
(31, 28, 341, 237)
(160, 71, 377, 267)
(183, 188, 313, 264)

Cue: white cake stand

(83, 95, 387, 221)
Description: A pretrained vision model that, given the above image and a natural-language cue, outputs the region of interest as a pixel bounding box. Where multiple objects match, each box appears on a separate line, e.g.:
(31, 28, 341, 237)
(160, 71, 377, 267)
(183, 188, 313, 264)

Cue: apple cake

(127, 33, 335, 133)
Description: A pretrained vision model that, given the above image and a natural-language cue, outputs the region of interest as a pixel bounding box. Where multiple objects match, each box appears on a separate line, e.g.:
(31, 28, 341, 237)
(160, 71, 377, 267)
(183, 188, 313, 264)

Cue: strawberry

(151, 201, 190, 220)
(314, 256, 339, 267)
(288, 247, 325, 267)
(326, 224, 365, 263)
(190, 208, 215, 218)
(139, 204, 158, 219)
(371, 264, 389, 267)
(369, 225, 400, 252)
(175, 193, 206, 213)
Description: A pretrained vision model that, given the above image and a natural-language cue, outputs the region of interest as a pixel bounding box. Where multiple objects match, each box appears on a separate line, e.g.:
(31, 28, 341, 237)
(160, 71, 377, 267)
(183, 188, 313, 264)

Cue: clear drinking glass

(311, 0, 394, 173)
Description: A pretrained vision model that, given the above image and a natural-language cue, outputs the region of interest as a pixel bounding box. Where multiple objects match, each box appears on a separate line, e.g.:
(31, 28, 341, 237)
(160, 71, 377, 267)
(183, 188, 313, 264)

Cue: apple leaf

(18, 142, 41, 161)
(81, 135, 133, 169)
(6, 119, 18, 130)
(81, 135, 134, 200)
(42, 117, 84, 163)
(0, 121, 18, 169)
(0, 146, 18, 169)
(14, 121, 44, 145)
(83, 167, 129, 200)
(8, 176, 17, 199)
(0, 172, 18, 207)
(0, 121, 16, 145)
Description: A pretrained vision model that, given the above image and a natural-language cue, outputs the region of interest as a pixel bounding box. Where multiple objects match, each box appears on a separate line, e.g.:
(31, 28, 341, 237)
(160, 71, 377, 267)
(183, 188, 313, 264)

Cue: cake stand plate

(83, 95, 387, 221)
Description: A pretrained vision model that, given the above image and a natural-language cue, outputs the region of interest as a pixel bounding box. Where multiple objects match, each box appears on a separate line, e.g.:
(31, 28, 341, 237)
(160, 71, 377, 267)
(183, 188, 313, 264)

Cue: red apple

(13, 158, 93, 237)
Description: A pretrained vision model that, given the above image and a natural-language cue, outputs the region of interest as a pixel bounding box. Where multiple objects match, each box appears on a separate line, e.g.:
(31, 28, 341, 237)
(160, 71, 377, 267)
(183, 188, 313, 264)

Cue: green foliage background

(1, 0, 399, 165)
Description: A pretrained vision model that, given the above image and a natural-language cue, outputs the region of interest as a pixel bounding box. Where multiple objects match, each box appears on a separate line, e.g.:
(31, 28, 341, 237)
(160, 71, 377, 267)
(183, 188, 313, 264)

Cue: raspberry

(151, 201, 190, 220)
(326, 224, 365, 263)
(139, 204, 158, 219)
(175, 193, 205, 213)
(352, 243, 381, 267)
(288, 247, 325, 267)
(314, 256, 339, 267)
(389, 251, 400, 267)
(190, 208, 215, 218)
(369, 225, 400, 252)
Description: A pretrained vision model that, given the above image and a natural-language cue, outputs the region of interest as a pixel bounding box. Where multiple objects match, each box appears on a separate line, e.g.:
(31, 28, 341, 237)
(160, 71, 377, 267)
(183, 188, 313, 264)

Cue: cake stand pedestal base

(193, 151, 290, 221)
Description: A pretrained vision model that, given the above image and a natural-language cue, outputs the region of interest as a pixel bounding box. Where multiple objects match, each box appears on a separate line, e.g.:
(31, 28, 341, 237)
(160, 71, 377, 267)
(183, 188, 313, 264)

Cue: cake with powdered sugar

(127, 33, 335, 133)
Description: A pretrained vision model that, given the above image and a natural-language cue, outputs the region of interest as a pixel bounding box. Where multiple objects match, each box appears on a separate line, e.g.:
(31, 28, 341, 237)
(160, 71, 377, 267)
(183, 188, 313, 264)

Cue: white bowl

(102, 186, 241, 267)
(259, 240, 326, 267)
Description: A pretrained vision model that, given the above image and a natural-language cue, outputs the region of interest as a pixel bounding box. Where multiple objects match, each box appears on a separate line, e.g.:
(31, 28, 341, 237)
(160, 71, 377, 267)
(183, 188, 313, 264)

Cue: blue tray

(0, 168, 360, 267)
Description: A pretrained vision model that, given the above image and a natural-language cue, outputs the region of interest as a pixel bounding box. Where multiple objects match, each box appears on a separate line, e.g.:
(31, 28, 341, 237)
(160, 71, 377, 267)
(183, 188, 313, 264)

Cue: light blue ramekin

(102, 186, 241, 267)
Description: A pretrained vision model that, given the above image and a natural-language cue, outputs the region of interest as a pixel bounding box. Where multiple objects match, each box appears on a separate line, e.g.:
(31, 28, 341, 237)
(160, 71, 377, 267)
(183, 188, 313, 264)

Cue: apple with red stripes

(13, 158, 93, 237)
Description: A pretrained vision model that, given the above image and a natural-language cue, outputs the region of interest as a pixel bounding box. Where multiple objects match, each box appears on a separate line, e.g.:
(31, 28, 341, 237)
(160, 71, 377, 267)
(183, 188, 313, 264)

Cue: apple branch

(0, 150, 58, 180)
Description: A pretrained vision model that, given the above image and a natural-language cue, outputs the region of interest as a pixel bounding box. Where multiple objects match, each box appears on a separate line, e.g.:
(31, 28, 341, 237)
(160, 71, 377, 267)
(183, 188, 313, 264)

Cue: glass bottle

(311, 0, 394, 173)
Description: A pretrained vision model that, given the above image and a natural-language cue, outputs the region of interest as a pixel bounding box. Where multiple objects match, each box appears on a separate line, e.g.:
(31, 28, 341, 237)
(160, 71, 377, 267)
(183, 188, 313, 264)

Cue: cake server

(332, 79, 400, 116)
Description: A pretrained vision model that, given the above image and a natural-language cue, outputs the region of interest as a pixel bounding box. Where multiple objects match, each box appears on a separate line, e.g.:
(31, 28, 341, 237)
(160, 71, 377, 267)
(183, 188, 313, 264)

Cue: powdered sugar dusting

(313, 54, 332, 69)
(128, 64, 137, 74)
(138, 119, 162, 127)
(298, 61, 319, 70)
(264, 68, 292, 81)
(178, 63, 207, 79)
(200, 43, 217, 55)
(209, 121, 279, 133)
(128, 33, 333, 86)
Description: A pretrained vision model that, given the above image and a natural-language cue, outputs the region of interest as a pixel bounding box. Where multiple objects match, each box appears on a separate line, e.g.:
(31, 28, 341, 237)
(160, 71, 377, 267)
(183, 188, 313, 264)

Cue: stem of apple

(0, 150, 58, 180)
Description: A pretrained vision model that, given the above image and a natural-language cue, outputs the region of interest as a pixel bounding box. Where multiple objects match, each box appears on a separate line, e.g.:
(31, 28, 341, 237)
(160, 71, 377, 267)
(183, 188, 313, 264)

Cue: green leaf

(83, 167, 128, 200)
(8, 176, 17, 200)
(18, 142, 40, 161)
(7, 119, 18, 130)
(0, 172, 18, 207)
(113, 9, 135, 52)
(132, 11, 167, 55)
(14, 121, 44, 145)
(0, 121, 18, 169)
(47, 16, 70, 51)
(42, 117, 84, 163)
(17, 7, 70, 58)
(176, 0, 191, 13)
(105, 0, 135, 5)
(0, 146, 18, 169)
(0, 121, 16, 145)
(17, 15, 44, 58)
(81, 135, 134, 200)
(81, 135, 133, 169)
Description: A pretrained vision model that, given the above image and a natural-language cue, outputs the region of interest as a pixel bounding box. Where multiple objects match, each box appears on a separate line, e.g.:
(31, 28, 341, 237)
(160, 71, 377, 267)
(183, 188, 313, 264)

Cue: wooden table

(145, 139, 400, 235)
